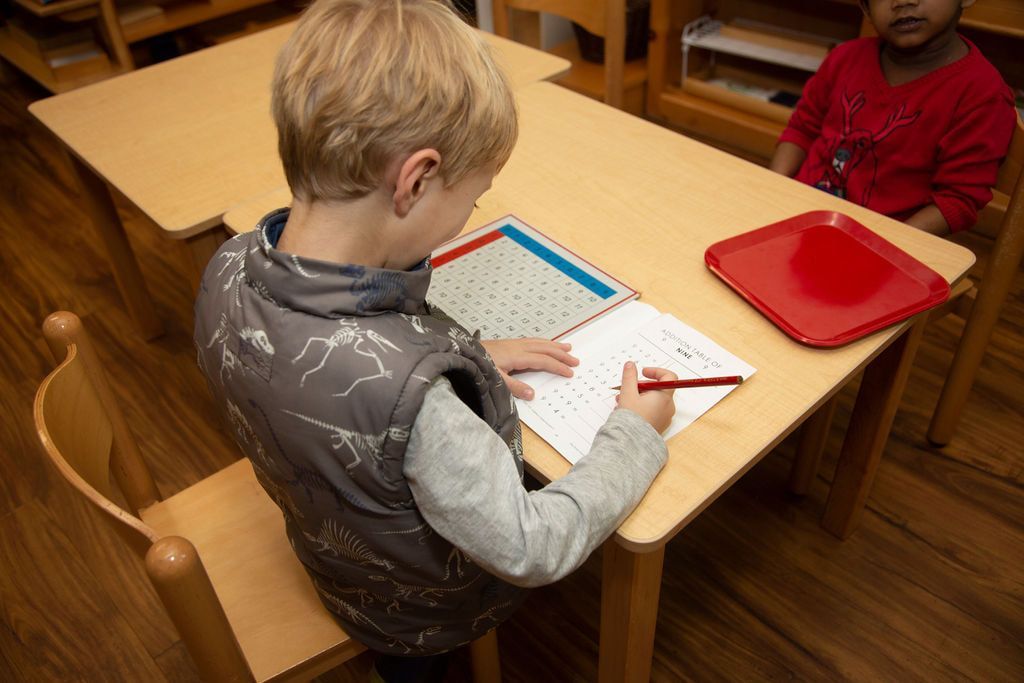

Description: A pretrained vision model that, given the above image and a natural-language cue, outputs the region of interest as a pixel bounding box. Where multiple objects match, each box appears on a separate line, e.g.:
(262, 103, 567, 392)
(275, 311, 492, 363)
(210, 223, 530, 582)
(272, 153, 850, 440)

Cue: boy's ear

(393, 149, 442, 217)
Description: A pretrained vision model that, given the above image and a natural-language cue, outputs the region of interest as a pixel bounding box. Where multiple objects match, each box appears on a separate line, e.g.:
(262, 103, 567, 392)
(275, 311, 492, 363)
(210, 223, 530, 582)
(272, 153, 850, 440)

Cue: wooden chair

(789, 115, 1024, 497)
(927, 115, 1024, 445)
(492, 0, 648, 113)
(32, 311, 501, 682)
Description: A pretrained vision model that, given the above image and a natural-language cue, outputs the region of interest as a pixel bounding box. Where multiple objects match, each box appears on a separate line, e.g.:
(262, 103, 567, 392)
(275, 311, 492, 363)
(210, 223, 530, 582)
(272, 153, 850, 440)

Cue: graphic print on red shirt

(779, 37, 1016, 233)
(812, 91, 920, 205)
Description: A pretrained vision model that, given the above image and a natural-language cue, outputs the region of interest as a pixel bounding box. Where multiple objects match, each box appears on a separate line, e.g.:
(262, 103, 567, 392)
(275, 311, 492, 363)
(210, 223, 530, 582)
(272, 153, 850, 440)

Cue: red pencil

(610, 375, 744, 392)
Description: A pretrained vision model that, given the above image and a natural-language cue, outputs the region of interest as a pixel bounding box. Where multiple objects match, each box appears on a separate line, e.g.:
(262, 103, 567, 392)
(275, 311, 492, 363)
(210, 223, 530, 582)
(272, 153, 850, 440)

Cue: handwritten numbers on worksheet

(533, 335, 686, 440)
(518, 314, 757, 464)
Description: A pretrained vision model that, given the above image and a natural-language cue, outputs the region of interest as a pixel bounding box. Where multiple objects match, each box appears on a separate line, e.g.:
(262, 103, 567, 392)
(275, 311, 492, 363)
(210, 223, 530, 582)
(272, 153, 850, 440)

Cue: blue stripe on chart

(498, 225, 616, 299)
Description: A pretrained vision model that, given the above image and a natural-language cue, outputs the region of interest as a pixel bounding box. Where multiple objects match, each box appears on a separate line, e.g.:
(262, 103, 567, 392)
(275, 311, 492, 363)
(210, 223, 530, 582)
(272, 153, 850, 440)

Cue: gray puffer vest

(194, 209, 527, 654)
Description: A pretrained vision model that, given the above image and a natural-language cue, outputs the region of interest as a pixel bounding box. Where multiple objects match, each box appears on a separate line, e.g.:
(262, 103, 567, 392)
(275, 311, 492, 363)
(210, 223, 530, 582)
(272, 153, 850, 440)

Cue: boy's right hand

(616, 362, 677, 434)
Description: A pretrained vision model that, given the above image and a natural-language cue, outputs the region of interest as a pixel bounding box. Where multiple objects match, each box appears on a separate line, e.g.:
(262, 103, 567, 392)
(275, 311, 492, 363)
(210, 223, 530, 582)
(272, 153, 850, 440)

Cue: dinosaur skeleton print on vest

(194, 209, 527, 654)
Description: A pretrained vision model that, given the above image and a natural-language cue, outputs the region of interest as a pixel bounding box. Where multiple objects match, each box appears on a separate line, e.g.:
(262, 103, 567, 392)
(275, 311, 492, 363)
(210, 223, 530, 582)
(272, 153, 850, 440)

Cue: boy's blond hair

(272, 0, 518, 201)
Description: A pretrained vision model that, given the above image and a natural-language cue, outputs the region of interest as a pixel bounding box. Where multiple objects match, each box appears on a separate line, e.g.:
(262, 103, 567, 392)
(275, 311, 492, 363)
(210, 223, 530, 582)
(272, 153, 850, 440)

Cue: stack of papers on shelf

(45, 43, 110, 80)
(7, 16, 95, 59)
(118, 3, 166, 25)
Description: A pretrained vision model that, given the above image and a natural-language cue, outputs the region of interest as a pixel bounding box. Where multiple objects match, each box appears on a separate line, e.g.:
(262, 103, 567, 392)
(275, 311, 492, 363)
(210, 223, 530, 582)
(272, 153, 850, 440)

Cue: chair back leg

(927, 164, 1024, 445)
(469, 628, 501, 683)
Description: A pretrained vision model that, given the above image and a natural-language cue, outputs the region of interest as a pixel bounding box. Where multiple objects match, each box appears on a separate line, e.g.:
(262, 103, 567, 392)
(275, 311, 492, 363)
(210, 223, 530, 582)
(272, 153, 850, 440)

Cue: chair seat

(141, 458, 365, 682)
(548, 39, 647, 99)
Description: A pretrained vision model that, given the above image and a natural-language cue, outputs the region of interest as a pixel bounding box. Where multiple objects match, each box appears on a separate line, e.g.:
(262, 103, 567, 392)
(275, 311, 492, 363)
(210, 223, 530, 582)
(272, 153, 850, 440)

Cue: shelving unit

(0, 0, 293, 92)
(12, 0, 99, 18)
(678, 15, 835, 127)
(646, 0, 1023, 164)
(960, 0, 1024, 39)
(121, 0, 277, 43)
(1, 0, 132, 92)
(682, 16, 828, 75)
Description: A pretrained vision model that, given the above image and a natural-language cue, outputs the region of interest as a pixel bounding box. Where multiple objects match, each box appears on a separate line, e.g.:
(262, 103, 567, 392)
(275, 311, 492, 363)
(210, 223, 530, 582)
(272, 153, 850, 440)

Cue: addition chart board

(429, 215, 638, 340)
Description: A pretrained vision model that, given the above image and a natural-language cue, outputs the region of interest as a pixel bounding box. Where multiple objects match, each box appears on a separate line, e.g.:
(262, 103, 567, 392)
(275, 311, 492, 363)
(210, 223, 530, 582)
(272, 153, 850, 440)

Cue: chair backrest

(961, 113, 1024, 329)
(34, 312, 161, 555)
(926, 115, 1024, 445)
(34, 312, 254, 681)
(974, 115, 1024, 238)
(493, 0, 627, 107)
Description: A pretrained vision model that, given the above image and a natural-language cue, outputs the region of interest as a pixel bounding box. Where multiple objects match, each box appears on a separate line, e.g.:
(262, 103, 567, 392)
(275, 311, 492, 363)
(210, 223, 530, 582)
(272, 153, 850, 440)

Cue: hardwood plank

(679, 456, 1022, 681)
(310, 651, 376, 682)
(152, 641, 201, 682)
(0, 378, 47, 517)
(0, 635, 29, 681)
(0, 500, 168, 680)
(823, 319, 929, 538)
(37, 469, 181, 657)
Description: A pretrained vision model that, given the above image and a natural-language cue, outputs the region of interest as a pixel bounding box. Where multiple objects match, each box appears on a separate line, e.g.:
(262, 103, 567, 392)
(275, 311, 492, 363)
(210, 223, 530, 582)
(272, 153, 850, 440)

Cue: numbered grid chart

(428, 216, 638, 340)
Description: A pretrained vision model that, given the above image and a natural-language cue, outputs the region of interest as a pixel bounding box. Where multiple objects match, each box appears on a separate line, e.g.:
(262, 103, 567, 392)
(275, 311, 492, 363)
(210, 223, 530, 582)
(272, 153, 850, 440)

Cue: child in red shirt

(770, 0, 1017, 235)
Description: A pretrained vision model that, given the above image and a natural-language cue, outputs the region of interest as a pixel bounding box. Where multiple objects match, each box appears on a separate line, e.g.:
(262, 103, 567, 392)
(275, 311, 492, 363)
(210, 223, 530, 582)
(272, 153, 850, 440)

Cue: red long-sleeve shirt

(780, 37, 1016, 233)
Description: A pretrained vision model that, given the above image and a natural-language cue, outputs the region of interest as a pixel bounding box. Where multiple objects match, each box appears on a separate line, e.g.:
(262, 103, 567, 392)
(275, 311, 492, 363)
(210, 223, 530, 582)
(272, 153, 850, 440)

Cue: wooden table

(29, 22, 570, 339)
(224, 81, 976, 682)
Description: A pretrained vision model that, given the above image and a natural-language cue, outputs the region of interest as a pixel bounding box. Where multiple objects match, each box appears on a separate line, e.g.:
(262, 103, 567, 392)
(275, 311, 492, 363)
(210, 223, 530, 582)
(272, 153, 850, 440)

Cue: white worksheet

(516, 302, 757, 464)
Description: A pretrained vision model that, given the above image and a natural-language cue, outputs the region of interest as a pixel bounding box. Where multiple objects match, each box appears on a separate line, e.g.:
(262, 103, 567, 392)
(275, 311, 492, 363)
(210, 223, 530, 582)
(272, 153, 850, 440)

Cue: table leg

(789, 394, 839, 496)
(599, 540, 665, 683)
(822, 317, 927, 539)
(65, 152, 163, 340)
(185, 228, 228, 292)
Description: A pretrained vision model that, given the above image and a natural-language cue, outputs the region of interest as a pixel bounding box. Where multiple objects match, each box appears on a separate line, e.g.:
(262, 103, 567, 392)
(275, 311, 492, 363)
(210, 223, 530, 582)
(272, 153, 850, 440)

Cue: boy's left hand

(482, 338, 579, 400)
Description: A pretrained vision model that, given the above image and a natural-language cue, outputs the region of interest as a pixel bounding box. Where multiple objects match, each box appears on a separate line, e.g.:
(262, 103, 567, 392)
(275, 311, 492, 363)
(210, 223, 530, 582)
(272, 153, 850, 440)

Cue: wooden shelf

(962, 1, 1024, 40)
(546, 38, 648, 115)
(181, 2, 295, 45)
(12, 0, 98, 19)
(658, 86, 783, 159)
(0, 27, 128, 92)
(682, 17, 829, 74)
(681, 77, 792, 125)
(1, 0, 296, 92)
(121, 0, 277, 43)
(649, 0, 1023, 164)
(677, 16, 829, 146)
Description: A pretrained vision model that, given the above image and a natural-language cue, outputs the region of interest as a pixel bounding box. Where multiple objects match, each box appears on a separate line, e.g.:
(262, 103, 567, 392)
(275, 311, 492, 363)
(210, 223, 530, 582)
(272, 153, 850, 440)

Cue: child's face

(863, 0, 973, 52)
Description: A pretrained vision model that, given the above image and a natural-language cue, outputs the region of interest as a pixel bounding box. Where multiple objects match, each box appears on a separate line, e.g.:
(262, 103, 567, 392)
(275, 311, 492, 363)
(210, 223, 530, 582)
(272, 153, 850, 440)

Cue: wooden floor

(1, 63, 1022, 682)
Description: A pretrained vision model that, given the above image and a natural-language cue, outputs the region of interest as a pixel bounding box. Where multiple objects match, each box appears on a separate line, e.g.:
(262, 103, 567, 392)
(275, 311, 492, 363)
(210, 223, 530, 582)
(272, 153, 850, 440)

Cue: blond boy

(194, 1, 676, 678)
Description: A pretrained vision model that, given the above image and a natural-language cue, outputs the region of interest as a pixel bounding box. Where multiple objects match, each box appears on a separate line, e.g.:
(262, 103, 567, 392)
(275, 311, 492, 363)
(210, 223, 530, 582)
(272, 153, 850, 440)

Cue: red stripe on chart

(431, 229, 504, 267)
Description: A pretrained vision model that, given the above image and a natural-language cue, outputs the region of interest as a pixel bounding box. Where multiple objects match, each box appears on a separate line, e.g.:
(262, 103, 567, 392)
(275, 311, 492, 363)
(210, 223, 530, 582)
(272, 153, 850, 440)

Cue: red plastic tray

(704, 211, 950, 347)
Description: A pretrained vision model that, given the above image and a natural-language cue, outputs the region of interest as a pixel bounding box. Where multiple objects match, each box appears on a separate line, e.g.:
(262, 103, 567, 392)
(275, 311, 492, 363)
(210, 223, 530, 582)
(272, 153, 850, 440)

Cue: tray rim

(704, 210, 950, 347)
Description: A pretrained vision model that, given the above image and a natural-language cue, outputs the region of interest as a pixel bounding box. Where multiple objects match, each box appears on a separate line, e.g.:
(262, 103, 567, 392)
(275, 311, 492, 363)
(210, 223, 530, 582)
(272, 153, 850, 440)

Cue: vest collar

(246, 208, 432, 318)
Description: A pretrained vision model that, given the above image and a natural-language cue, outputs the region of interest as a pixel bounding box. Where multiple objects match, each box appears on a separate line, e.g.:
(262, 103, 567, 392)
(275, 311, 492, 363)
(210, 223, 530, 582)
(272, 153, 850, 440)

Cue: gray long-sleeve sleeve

(403, 376, 668, 588)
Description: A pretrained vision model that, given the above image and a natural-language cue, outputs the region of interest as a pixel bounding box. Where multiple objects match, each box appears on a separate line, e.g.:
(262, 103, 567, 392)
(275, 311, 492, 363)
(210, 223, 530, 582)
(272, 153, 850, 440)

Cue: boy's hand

(615, 362, 677, 434)
(482, 338, 579, 400)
